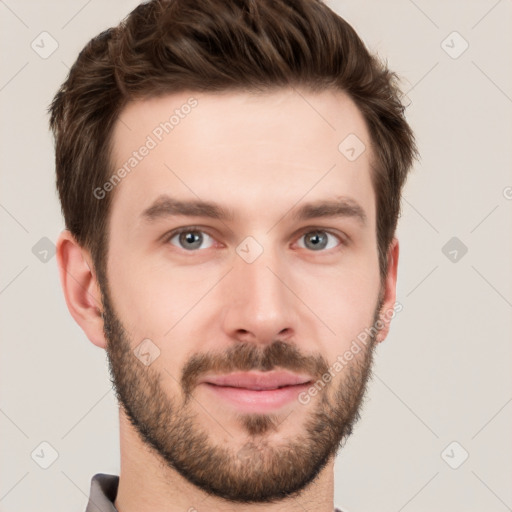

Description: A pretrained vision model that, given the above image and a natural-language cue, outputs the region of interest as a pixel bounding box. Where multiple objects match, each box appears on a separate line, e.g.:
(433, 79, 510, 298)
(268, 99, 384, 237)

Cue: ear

(375, 237, 399, 343)
(56, 229, 107, 349)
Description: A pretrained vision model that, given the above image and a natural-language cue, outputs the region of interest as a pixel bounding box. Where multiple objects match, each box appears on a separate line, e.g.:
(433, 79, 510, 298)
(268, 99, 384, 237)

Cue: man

(50, 0, 416, 510)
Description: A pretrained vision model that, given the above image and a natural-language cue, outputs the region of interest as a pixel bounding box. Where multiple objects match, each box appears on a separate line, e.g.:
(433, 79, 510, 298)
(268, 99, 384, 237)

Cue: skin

(56, 88, 399, 512)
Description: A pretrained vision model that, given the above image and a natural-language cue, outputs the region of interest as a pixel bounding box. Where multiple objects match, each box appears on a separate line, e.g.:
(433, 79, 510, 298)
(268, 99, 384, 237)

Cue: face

(100, 88, 389, 503)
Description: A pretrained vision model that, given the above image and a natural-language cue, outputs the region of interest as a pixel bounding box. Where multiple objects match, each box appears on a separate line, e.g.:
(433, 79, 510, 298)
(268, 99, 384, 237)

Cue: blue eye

(167, 229, 215, 251)
(297, 230, 342, 251)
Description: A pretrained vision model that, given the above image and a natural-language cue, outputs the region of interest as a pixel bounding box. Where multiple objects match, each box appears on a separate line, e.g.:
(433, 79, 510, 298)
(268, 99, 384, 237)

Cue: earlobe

(56, 229, 107, 349)
(376, 237, 399, 344)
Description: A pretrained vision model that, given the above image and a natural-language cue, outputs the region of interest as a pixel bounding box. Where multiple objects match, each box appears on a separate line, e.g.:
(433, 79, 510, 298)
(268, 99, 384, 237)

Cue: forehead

(108, 88, 376, 229)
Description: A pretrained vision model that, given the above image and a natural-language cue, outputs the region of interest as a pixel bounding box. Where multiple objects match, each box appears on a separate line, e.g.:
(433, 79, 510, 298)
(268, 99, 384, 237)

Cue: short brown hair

(49, 0, 417, 286)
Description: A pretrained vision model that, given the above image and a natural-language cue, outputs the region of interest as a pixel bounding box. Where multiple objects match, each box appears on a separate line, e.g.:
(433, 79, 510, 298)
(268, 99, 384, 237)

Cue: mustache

(181, 340, 329, 397)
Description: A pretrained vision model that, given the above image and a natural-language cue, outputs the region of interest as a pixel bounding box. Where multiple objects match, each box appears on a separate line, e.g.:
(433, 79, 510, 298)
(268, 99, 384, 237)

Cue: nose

(221, 243, 299, 345)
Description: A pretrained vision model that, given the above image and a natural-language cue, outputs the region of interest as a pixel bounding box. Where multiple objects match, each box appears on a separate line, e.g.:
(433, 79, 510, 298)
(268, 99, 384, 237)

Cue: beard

(100, 278, 383, 504)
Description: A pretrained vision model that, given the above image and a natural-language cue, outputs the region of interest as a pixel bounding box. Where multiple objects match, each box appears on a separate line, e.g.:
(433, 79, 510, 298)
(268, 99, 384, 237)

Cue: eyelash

(163, 225, 347, 253)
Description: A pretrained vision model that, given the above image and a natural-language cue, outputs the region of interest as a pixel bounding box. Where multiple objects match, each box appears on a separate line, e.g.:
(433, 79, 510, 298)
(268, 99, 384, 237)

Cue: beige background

(1, 1, 511, 511)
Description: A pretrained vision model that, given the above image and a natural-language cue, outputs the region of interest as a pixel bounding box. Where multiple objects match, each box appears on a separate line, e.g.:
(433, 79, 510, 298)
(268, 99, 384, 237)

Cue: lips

(200, 371, 313, 390)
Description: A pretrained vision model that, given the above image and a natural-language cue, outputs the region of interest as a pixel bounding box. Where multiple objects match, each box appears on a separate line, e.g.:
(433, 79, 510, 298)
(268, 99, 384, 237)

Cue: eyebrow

(140, 194, 367, 226)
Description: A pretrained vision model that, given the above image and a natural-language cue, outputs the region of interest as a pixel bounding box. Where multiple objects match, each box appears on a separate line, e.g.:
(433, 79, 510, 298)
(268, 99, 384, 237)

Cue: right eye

(165, 227, 217, 251)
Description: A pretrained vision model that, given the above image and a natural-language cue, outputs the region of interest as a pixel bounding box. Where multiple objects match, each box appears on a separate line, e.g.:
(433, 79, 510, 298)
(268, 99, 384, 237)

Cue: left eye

(296, 230, 341, 251)
(167, 229, 216, 251)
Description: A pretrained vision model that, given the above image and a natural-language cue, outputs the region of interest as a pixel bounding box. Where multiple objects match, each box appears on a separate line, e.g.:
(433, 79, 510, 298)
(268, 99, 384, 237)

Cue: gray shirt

(84, 473, 345, 512)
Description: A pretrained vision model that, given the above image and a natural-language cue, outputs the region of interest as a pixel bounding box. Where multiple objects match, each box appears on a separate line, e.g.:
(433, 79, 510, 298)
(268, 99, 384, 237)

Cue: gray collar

(85, 474, 119, 512)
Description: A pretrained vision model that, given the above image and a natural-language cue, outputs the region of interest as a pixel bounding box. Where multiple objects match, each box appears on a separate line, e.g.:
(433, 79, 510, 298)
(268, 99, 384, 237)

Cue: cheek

(293, 256, 381, 348)
(107, 252, 202, 344)
(107, 259, 205, 388)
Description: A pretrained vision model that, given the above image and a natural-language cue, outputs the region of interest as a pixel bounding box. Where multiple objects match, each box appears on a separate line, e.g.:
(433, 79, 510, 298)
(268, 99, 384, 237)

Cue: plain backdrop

(1, 1, 511, 511)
